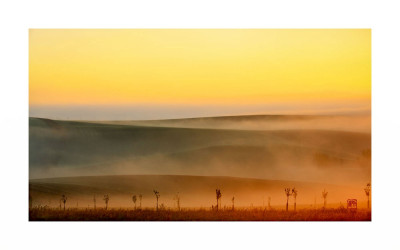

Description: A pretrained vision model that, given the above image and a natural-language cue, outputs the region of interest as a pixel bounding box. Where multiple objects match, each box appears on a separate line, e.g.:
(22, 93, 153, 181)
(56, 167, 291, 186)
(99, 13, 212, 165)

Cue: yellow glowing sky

(29, 29, 370, 107)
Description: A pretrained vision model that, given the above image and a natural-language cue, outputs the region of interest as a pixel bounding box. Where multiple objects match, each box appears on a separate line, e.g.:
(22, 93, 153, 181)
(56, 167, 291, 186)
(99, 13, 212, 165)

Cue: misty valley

(29, 114, 371, 220)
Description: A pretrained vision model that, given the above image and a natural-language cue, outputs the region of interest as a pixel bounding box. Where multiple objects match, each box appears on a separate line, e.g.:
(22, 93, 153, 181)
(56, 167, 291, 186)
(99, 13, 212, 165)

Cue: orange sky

(29, 29, 370, 109)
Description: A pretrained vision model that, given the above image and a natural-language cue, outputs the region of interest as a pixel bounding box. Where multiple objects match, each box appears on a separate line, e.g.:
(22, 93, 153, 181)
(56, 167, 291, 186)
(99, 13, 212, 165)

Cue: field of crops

(29, 208, 371, 221)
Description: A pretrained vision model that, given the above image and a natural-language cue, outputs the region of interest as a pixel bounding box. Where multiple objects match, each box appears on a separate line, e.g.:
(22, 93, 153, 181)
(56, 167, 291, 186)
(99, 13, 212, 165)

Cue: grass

(29, 207, 371, 221)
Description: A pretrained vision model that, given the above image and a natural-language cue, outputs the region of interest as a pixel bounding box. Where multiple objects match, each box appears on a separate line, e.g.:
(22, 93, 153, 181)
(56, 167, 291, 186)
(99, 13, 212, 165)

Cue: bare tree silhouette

(103, 194, 109, 210)
(231, 196, 235, 211)
(173, 192, 181, 211)
(322, 189, 328, 209)
(364, 183, 371, 209)
(292, 188, 298, 211)
(284, 188, 292, 211)
(132, 195, 137, 210)
(61, 194, 67, 211)
(215, 189, 222, 211)
(139, 194, 142, 209)
(153, 190, 160, 211)
(93, 195, 96, 210)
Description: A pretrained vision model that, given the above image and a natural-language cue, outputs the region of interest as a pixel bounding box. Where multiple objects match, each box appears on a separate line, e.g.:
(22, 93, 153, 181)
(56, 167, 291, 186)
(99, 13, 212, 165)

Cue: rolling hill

(29, 116, 371, 183)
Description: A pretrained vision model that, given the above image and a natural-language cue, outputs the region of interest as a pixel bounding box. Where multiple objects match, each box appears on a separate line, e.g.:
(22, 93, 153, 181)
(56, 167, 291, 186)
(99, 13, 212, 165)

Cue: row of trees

(58, 194, 115, 210)
(214, 183, 370, 212)
(54, 182, 371, 211)
(56, 191, 167, 211)
(283, 183, 371, 211)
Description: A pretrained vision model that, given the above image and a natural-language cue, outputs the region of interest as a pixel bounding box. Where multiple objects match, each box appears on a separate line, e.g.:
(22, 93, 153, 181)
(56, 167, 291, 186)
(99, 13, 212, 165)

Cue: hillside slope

(92, 114, 371, 132)
(29, 117, 370, 183)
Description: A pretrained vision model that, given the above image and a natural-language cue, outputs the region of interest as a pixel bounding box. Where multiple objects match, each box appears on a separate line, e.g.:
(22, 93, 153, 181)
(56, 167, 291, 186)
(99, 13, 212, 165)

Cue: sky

(29, 29, 371, 120)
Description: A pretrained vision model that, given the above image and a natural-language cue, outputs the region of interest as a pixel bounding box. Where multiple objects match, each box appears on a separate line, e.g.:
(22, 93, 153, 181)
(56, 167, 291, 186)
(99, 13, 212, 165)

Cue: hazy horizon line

(29, 111, 371, 122)
(29, 104, 371, 121)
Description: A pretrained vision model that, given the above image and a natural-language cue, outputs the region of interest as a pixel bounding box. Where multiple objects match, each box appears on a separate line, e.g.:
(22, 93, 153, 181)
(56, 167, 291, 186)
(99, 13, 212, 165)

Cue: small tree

(364, 183, 371, 209)
(139, 194, 142, 209)
(93, 195, 96, 210)
(153, 190, 160, 211)
(173, 193, 181, 211)
(61, 194, 67, 211)
(292, 188, 298, 211)
(322, 189, 328, 209)
(284, 188, 292, 211)
(103, 194, 109, 210)
(231, 196, 235, 211)
(216, 189, 222, 211)
(132, 195, 137, 210)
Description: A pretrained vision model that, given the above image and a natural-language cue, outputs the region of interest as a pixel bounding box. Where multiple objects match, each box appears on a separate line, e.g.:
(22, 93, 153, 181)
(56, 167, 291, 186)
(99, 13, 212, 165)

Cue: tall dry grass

(29, 207, 370, 221)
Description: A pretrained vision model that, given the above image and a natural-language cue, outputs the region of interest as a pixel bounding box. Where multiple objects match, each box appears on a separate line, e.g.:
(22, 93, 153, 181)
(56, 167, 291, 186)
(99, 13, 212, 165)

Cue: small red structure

(347, 199, 357, 211)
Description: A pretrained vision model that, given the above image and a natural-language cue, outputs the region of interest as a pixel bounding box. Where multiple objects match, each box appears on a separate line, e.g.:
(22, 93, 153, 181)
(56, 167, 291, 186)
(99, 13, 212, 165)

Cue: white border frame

(1, 0, 399, 249)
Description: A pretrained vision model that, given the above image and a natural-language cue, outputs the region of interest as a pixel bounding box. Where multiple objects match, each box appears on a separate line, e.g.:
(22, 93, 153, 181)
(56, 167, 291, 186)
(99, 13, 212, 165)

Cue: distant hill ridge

(29, 117, 370, 184)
